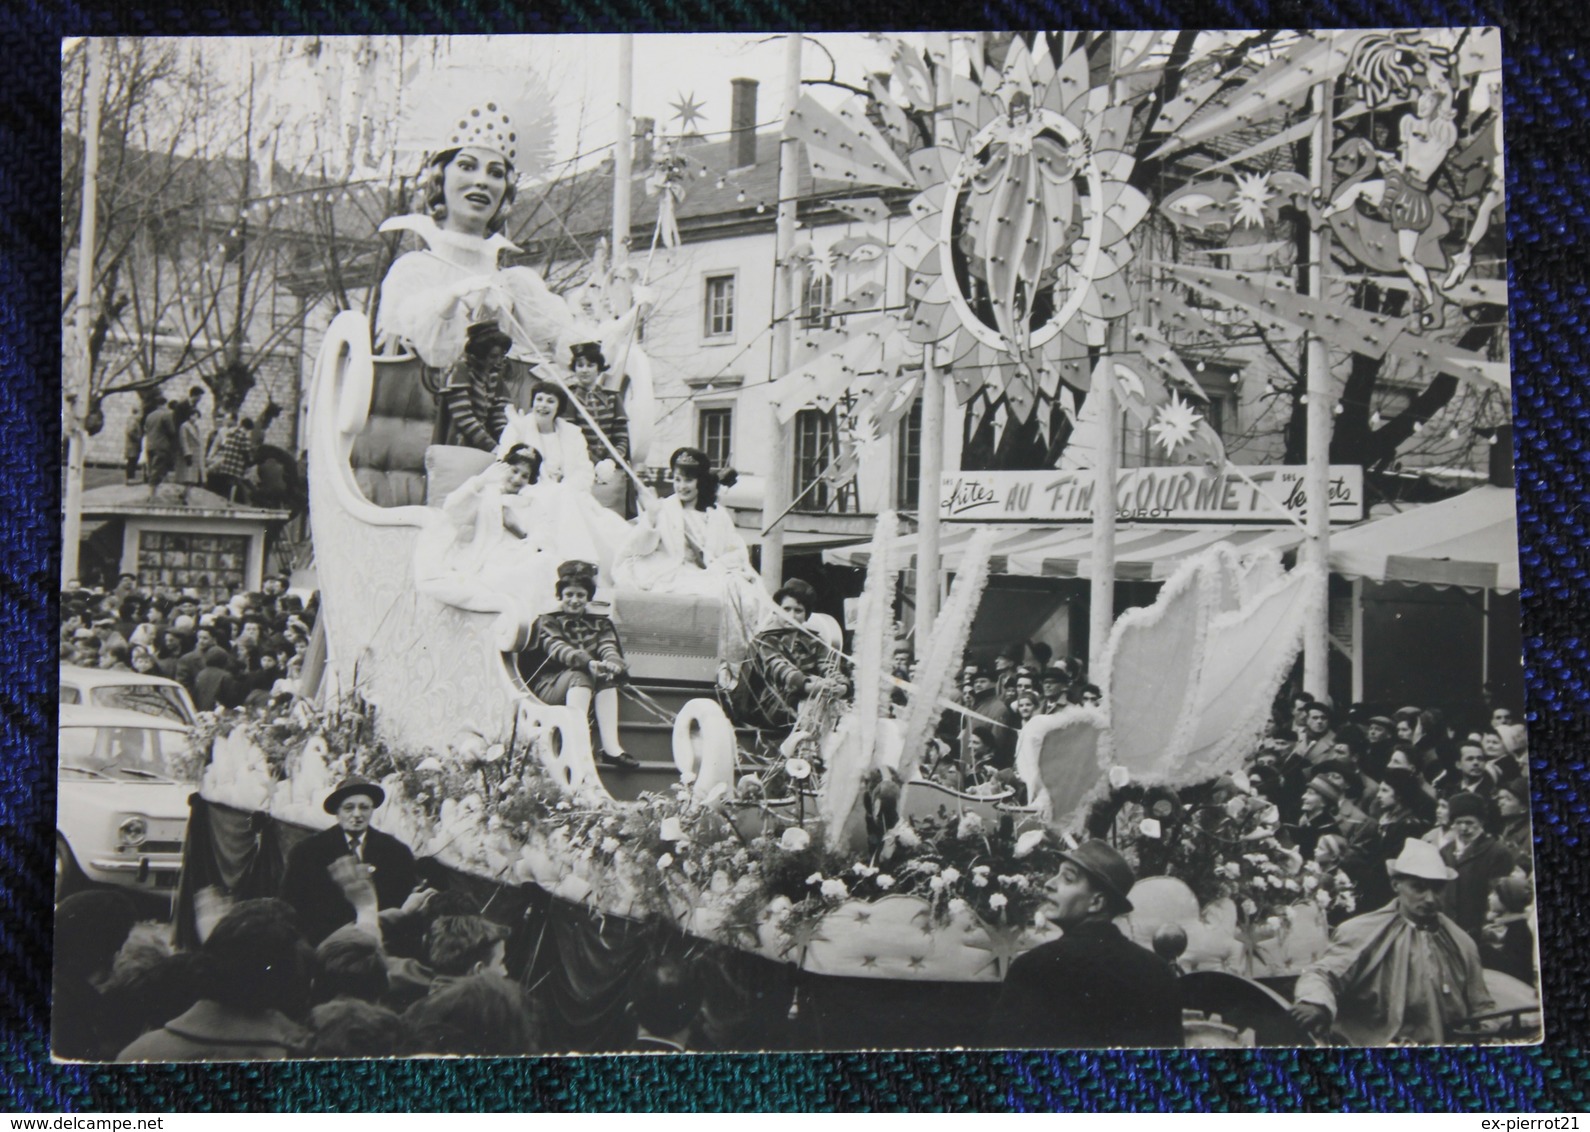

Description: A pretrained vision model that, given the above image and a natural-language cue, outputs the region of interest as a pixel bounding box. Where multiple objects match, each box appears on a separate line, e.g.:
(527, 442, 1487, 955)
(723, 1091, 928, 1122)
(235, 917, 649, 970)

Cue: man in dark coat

(280, 778, 419, 945)
(1440, 790, 1515, 946)
(990, 840, 1183, 1049)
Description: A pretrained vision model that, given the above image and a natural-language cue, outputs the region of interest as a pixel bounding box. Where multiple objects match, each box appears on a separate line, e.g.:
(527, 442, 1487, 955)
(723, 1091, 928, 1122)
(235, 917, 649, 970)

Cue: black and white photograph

(55, 29, 1538, 1061)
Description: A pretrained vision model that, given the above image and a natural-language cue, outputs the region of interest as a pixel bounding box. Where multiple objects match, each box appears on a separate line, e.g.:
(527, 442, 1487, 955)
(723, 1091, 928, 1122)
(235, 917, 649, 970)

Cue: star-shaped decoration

(853, 909, 872, 924)
(670, 91, 708, 133)
(860, 955, 878, 968)
(1231, 171, 1275, 230)
(907, 955, 927, 970)
(1148, 392, 1206, 457)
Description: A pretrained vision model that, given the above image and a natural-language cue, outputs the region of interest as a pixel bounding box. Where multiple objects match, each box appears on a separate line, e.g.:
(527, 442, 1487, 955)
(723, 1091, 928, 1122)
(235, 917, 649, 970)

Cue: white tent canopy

(1329, 485, 1519, 592)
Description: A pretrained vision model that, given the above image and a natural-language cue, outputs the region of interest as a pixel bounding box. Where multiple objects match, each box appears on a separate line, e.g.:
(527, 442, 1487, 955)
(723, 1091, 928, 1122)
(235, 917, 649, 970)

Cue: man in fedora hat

(1290, 839, 1495, 1045)
(990, 839, 1183, 1048)
(279, 778, 420, 945)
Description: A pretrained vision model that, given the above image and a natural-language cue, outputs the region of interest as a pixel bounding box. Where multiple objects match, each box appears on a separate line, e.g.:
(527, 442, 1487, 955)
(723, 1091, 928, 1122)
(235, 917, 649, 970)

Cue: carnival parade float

(180, 30, 1536, 1050)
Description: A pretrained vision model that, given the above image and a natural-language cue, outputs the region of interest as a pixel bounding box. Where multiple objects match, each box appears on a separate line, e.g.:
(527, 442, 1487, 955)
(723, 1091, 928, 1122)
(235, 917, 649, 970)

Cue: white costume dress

(413, 461, 560, 623)
(494, 412, 632, 580)
(612, 494, 774, 661)
(375, 215, 568, 369)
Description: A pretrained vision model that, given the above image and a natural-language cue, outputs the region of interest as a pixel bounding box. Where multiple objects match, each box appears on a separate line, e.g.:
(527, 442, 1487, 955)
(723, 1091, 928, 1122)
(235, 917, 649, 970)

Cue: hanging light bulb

(716, 177, 726, 189)
(1299, 393, 1309, 405)
(1412, 420, 1423, 433)
(1195, 359, 1206, 372)
(1449, 427, 1461, 440)
(736, 190, 747, 203)
(1371, 410, 1383, 426)
(756, 202, 767, 214)
(1333, 401, 1343, 416)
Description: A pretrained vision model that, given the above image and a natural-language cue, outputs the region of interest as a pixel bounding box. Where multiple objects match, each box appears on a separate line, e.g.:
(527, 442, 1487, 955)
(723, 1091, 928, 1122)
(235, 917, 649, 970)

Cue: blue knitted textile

(8, 0, 1589, 1112)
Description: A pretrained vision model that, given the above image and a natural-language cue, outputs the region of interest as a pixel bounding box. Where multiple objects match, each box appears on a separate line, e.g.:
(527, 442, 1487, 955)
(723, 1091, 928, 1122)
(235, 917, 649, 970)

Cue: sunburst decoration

(1231, 171, 1275, 229)
(1148, 392, 1206, 458)
(893, 37, 1148, 422)
(785, 35, 1150, 424)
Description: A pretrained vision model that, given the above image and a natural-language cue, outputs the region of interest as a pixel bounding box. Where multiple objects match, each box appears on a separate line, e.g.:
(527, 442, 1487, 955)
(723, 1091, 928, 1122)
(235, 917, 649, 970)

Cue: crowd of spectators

(60, 571, 315, 714)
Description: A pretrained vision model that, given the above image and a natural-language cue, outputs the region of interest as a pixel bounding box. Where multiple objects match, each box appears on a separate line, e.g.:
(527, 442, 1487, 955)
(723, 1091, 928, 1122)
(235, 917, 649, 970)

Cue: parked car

(56, 704, 196, 902)
(59, 664, 197, 725)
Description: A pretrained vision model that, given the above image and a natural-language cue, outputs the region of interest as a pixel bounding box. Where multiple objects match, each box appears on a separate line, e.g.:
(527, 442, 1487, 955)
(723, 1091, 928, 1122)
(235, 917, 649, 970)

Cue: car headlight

(117, 817, 148, 847)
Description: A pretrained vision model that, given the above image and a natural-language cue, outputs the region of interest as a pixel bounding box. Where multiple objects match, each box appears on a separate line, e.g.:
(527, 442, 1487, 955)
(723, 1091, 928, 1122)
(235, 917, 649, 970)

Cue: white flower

(681, 859, 697, 877)
(875, 874, 896, 890)
(820, 878, 849, 899)
(784, 757, 813, 781)
(679, 769, 697, 785)
(780, 827, 812, 852)
(657, 853, 674, 869)
(851, 862, 877, 878)
(481, 743, 506, 764)
(1314, 888, 1332, 908)
(941, 867, 962, 885)
(929, 876, 946, 893)
(1108, 765, 1131, 788)
(1139, 817, 1162, 840)
(806, 871, 824, 886)
(894, 825, 921, 849)
(1241, 898, 1258, 916)
(600, 837, 620, 854)
(972, 874, 989, 888)
(957, 813, 984, 838)
(1221, 862, 1243, 879)
(659, 816, 683, 842)
(973, 864, 992, 876)
(416, 756, 444, 774)
(988, 893, 1008, 911)
(1013, 830, 1046, 859)
(948, 898, 968, 917)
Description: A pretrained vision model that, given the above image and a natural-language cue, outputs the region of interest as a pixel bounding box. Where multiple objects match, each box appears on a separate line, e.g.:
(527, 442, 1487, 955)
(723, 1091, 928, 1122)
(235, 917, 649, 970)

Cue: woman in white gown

(375, 111, 567, 371)
(413, 444, 560, 624)
(495, 380, 633, 583)
(612, 447, 774, 662)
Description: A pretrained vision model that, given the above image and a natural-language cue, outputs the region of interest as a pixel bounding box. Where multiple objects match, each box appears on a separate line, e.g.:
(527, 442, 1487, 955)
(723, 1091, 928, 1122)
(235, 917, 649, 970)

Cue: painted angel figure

(964, 88, 1082, 362)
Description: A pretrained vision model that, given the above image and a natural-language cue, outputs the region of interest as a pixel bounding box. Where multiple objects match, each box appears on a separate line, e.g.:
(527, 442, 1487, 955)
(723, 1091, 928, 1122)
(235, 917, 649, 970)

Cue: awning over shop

(1328, 485, 1519, 592)
(824, 523, 1303, 581)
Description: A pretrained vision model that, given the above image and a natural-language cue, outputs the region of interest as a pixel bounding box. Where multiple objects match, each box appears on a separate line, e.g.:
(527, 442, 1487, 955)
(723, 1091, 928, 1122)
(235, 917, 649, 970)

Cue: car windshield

(58, 725, 185, 782)
(88, 683, 192, 724)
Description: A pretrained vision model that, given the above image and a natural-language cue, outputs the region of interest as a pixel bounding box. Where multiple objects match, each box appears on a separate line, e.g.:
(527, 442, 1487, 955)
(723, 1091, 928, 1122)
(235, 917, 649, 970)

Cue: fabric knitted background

(8, 0, 1589, 1114)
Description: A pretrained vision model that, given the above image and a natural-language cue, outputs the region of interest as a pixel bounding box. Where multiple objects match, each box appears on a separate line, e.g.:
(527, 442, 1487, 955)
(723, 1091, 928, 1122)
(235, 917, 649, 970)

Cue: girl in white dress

(495, 380, 632, 582)
(612, 447, 774, 662)
(413, 445, 559, 623)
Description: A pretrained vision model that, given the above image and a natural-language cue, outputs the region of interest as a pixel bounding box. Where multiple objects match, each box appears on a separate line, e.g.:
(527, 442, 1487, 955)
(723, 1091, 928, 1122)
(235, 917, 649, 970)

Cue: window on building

(896, 394, 923, 510)
(704, 274, 736, 337)
(801, 273, 835, 329)
(697, 407, 733, 469)
(793, 409, 838, 512)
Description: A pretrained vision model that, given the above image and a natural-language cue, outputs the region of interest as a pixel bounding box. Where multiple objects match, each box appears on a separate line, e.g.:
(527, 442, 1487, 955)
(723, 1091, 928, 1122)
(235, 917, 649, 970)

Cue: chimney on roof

(634, 116, 655, 171)
(730, 78, 759, 170)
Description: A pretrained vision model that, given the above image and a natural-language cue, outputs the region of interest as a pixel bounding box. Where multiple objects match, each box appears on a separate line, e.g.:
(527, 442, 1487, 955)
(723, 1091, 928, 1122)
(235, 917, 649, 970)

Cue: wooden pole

(1303, 75, 1335, 699)
(612, 35, 633, 255)
(1088, 357, 1119, 667)
(63, 36, 104, 587)
(760, 32, 802, 592)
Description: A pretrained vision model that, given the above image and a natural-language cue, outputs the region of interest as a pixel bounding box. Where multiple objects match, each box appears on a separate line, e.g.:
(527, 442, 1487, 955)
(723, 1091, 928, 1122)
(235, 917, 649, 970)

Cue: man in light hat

(990, 839, 1183, 1049)
(1290, 839, 1494, 1045)
(279, 778, 420, 945)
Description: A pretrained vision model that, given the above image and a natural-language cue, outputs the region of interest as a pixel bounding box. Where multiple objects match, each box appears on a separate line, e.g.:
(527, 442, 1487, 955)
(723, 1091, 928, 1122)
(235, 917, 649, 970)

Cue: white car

(56, 704, 196, 902)
(59, 664, 196, 725)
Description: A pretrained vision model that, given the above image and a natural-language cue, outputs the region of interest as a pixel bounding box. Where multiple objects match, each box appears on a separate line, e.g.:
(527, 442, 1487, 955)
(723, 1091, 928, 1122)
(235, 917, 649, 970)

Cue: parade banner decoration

(939, 465, 1365, 524)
